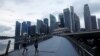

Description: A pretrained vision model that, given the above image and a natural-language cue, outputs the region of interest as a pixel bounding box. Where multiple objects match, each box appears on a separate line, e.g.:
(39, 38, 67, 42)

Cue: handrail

(14, 35, 52, 44)
(65, 36, 94, 56)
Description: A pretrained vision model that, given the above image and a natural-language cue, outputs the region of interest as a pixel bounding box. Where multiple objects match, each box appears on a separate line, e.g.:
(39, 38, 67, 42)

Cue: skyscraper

(63, 8, 71, 32)
(30, 25, 36, 35)
(15, 21, 21, 37)
(15, 21, 21, 50)
(40, 24, 47, 34)
(27, 21, 31, 37)
(84, 4, 92, 31)
(74, 13, 80, 32)
(70, 6, 76, 32)
(21, 21, 28, 36)
(98, 19, 100, 29)
(43, 18, 49, 34)
(44, 18, 48, 27)
(58, 13, 64, 28)
(91, 16, 97, 30)
(37, 20, 43, 34)
(50, 14, 56, 33)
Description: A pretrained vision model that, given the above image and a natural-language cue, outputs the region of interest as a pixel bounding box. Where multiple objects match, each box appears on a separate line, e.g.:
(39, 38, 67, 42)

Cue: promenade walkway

(8, 36, 78, 56)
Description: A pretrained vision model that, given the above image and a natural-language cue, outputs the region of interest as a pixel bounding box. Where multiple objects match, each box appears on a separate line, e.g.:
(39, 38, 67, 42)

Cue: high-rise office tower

(84, 4, 92, 31)
(40, 24, 47, 34)
(63, 8, 71, 32)
(98, 19, 100, 29)
(15, 21, 21, 37)
(70, 6, 76, 32)
(74, 13, 80, 32)
(30, 25, 36, 35)
(37, 20, 43, 34)
(43, 18, 49, 34)
(91, 16, 97, 30)
(50, 14, 56, 33)
(27, 21, 31, 37)
(15, 21, 21, 50)
(44, 18, 48, 27)
(58, 13, 64, 28)
(21, 21, 28, 36)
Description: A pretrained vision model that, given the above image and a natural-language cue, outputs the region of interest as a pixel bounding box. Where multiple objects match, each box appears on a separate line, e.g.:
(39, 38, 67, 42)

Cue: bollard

(5, 40, 11, 56)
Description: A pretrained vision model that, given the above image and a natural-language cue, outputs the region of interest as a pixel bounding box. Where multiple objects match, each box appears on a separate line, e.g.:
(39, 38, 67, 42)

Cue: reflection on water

(0, 39, 14, 55)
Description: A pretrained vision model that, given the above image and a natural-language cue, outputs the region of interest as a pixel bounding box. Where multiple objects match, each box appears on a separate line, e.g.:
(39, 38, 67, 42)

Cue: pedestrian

(22, 33, 28, 55)
(34, 33, 39, 55)
(34, 38, 38, 54)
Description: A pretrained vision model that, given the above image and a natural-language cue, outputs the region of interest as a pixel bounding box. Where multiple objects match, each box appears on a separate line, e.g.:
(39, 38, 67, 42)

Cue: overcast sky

(0, 0, 100, 36)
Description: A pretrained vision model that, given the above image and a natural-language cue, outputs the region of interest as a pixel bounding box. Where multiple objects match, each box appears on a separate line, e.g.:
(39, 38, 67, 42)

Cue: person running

(22, 33, 28, 55)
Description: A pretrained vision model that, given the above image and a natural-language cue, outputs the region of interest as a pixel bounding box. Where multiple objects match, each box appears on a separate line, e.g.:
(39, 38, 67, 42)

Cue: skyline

(0, 0, 100, 36)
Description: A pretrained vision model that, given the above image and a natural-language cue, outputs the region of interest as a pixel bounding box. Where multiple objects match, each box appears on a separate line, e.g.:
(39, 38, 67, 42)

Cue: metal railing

(64, 36, 94, 56)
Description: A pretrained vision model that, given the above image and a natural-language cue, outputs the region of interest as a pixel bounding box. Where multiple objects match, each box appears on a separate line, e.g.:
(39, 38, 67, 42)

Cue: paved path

(8, 36, 78, 56)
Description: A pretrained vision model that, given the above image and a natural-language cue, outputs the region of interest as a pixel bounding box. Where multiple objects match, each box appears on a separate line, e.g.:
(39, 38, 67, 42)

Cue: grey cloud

(6, 8, 15, 12)
(71, 0, 100, 19)
(0, 25, 12, 33)
(56, 0, 65, 4)
(52, 11, 61, 15)
(89, 3, 100, 14)
(13, 0, 30, 4)
(26, 13, 34, 15)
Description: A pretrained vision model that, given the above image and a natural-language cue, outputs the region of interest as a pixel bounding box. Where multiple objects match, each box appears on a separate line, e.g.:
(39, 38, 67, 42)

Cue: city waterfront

(0, 39, 14, 55)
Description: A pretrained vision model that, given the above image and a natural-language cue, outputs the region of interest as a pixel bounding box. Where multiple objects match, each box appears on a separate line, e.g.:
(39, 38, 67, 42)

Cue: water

(0, 38, 14, 55)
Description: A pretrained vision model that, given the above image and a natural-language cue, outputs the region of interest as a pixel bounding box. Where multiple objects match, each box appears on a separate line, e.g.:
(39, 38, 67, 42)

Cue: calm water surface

(0, 39, 14, 54)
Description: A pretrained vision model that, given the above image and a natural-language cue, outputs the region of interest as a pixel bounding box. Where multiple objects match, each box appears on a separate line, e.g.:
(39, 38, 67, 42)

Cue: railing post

(5, 40, 11, 56)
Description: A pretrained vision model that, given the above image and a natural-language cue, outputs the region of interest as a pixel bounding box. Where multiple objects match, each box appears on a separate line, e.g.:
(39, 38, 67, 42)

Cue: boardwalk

(8, 36, 78, 56)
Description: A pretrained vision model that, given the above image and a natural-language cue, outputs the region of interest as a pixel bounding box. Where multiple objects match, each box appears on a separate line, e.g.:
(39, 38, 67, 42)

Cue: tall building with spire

(84, 4, 92, 31)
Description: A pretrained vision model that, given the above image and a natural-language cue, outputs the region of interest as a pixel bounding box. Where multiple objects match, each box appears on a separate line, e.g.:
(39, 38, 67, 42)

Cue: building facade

(30, 25, 36, 35)
(44, 18, 48, 27)
(91, 16, 97, 30)
(84, 4, 92, 31)
(74, 13, 80, 32)
(58, 13, 65, 28)
(98, 19, 100, 29)
(37, 20, 43, 34)
(50, 14, 56, 33)
(27, 21, 31, 37)
(21, 21, 28, 36)
(43, 18, 49, 34)
(15, 21, 21, 50)
(70, 6, 76, 32)
(63, 8, 71, 32)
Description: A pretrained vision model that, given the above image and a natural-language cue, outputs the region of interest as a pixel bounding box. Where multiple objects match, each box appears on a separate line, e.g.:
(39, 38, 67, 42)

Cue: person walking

(22, 33, 28, 55)
(34, 38, 38, 54)
(34, 33, 39, 55)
